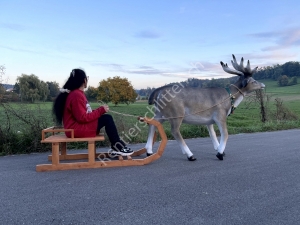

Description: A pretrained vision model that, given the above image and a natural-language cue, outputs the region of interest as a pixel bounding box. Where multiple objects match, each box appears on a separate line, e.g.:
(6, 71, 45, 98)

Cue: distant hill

(135, 61, 300, 92)
(253, 61, 300, 80)
(1, 84, 14, 90)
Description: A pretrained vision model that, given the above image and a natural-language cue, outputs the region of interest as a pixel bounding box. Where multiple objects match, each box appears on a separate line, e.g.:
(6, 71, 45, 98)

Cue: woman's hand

(102, 105, 109, 112)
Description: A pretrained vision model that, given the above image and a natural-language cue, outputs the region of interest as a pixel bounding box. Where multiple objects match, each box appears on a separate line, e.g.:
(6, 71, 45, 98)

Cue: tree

(13, 82, 20, 94)
(277, 75, 289, 87)
(40, 81, 49, 101)
(289, 76, 298, 86)
(97, 80, 111, 104)
(0, 65, 6, 101)
(17, 74, 49, 103)
(136, 87, 156, 99)
(256, 90, 267, 123)
(283, 61, 300, 77)
(0, 65, 5, 82)
(254, 61, 300, 81)
(0, 85, 5, 95)
(97, 76, 137, 106)
(46, 81, 60, 101)
(272, 67, 283, 80)
(85, 86, 98, 102)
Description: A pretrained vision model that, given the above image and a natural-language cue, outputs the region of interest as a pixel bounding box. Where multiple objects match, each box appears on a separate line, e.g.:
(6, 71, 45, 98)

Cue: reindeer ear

(242, 78, 249, 87)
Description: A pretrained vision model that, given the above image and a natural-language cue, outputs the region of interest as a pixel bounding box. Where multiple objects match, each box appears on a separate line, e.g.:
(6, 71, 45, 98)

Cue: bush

(1, 92, 20, 102)
(288, 76, 298, 86)
(271, 98, 298, 121)
(0, 102, 53, 155)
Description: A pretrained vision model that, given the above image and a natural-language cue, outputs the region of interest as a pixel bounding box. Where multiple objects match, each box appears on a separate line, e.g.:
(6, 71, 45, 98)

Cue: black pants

(97, 114, 125, 150)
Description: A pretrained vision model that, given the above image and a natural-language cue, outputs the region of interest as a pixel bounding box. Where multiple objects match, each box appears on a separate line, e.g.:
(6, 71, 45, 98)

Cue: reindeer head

(220, 54, 265, 94)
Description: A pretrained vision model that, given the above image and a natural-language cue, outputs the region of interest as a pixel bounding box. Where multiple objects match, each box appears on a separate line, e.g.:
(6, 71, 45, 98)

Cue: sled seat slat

(41, 134, 105, 143)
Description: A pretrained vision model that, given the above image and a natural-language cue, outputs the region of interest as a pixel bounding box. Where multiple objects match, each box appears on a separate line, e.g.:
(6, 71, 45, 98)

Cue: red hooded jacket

(63, 89, 106, 137)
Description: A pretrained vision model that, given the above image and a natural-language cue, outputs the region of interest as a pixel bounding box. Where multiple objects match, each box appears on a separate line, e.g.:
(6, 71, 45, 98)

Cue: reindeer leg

(145, 117, 165, 156)
(207, 124, 219, 151)
(170, 118, 196, 161)
(215, 121, 228, 160)
(145, 124, 156, 155)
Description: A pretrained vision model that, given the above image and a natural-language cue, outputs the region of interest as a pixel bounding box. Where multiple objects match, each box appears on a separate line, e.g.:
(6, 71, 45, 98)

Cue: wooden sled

(36, 117, 167, 172)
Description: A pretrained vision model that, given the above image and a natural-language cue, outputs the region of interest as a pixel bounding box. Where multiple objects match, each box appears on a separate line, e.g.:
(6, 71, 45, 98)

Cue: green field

(1, 79, 300, 155)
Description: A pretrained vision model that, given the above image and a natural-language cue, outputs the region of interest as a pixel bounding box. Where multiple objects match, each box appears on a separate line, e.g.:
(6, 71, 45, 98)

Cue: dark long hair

(53, 69, 87, 125)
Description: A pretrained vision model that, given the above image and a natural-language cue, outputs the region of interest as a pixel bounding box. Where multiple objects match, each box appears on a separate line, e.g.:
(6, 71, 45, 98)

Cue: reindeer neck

(230, 81, 245, 95)
(225, 82, 245, 115)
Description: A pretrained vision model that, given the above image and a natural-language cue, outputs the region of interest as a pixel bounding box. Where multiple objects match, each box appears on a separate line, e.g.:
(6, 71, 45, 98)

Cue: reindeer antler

(220, 61, 244, 76)
(220, 54, 258, 77)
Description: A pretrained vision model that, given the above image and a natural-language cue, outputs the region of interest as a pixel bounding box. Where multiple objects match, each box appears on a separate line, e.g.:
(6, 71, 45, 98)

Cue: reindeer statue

(145, 54, 265, 161)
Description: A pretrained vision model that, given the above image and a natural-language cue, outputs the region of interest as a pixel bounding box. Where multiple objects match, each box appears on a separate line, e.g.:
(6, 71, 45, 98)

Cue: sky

(1, 0, 300, 89)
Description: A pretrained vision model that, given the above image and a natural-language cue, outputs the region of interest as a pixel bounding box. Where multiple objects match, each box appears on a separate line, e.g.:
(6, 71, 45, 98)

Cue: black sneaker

(111, 146, 133, 156)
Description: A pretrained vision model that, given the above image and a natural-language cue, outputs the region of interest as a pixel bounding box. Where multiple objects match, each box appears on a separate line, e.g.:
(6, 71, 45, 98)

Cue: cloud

(135, 30, 161, 39)
(228, 52, 298, 66)
(188, 61, 220, 73)
(96, 62, 124, 71)
(138, 66, 155, 69)
(127, 67, 164, 75)
(0, 44, 40, 54)
(89, 62, 125, 71)
(88, 51, 299, 83)
(249, 31, 281, 39)
(94, 61, 232, 80)
(0, 23, 26, 31)
(252, 52, 296, 61)
(107, 63, 125, 70)
(248, 27, 300, 51)
(216, 52, 299, 71)
(0, 43, 84, 61)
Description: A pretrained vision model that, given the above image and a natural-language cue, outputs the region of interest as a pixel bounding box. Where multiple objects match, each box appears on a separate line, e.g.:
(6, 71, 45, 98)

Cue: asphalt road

(0, 129, 299, 225)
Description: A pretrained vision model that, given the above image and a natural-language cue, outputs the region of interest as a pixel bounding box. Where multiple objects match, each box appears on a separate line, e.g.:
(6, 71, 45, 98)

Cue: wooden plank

(48, 153, 89, 161)
(88, 141, 95, 164)
(38, 152, 160, 172)
(96, 152, 111, 160)
(142, 153, 160, 164)
(52, 143, 59, 165)
(154, 119, 168, 156)
(36, 159, 146, 172)
(61, 143, 67, 155)
(131, 148, 146, 157)
(48, 152, 113, 161)
(42, 128, 74, 140)
(41, 134, 105, 143)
